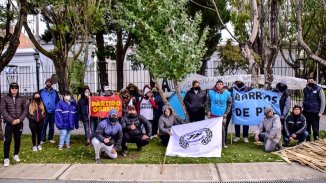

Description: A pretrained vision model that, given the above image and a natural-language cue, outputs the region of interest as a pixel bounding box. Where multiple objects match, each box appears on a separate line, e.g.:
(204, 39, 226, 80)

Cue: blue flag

(232, 89, 280, 126)
(168, 91, 187, 120)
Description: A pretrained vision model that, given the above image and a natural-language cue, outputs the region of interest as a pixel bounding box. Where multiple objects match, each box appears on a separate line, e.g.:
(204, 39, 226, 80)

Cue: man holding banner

(206, 80, 232, 148)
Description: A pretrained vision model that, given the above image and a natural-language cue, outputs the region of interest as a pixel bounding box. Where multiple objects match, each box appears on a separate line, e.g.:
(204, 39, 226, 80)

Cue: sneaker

(13, 155, 20, 162)
(58, 147, 63, 150)
(95, 158, 101, 164)
(49, 140, 56, 144)
(32, 146, 38, 152)
(40, 141, 45, 145)
(243, 137, 249, 143)
(233, 137, 240, 142)
(137, 146, 142, 151)
(223, 145, 228, 149)
(65, 144, 71, 149)
(3, 159, 9, 167)
(121, 150, 127, 157)
(37, 145, 42, 151)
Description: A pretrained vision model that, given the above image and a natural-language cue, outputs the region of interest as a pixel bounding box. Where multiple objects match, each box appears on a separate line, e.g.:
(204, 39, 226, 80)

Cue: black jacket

(121, 114, 152, 137)
(284, 114, 306, 137)
(183, 88, 207, 113)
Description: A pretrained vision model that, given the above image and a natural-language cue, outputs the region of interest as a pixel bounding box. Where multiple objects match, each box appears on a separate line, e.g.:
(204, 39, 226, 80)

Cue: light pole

(33, 50, 40, 91)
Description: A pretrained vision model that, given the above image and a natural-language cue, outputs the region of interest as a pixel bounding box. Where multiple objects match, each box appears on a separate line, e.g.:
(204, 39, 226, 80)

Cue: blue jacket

(40, 88, 60, 114)
(55, 100, 78, 130)
(95, 110, 123, 150)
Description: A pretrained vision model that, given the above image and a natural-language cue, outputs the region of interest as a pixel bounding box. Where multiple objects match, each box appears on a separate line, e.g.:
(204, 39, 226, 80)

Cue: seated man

(92, 109, 122, 163)
(120, 104, 152, 156)
(283, 105, 308, 146)
(254, 106, 282, 152)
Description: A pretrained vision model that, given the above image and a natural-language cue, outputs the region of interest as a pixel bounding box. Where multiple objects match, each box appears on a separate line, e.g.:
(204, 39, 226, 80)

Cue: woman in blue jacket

(55, 91, 79, 150)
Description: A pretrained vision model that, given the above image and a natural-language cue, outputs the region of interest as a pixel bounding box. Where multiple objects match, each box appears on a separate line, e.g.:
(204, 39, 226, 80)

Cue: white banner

(166, 118, 222, 157)
(178, 74, 307, 90)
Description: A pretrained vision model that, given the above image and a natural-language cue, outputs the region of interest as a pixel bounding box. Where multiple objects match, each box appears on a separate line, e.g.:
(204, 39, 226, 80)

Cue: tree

(120, 0, 208, 122)
(186, 0, 230, 75)
(213, 0, 260, 87)
(23, 0, 90, 93)
(0, 0, 28, 72)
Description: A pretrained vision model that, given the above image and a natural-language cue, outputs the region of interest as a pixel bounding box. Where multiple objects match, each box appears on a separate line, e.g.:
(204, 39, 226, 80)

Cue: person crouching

(92, 109, 122, 163)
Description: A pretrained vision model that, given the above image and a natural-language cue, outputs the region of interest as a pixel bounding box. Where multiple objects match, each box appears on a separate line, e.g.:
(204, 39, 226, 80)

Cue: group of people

(183, 77, 324, 152)
(0, 76, 324, 165)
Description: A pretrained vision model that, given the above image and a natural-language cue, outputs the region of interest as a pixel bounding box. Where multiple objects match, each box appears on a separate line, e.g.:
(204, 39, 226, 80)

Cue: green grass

(2, 131, 325, 164)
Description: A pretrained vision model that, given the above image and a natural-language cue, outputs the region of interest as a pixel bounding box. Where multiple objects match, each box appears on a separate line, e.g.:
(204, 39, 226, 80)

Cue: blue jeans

(41, 113, 55, 142)
(283, 131, 308, 146)
(59, 129, 71, 148)
(83, 118, 98, 142)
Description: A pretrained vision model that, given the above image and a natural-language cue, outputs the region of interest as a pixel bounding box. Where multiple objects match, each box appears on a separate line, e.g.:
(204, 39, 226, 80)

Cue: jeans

(41, 113, 55, 142)
(121, 132, 150, 151)
(83, 118, 98, 142)
(59, 129, 71, 148)
(235, 125, 249, 138)
(159, 135, 170, 146)
(283, 131, 308, 145)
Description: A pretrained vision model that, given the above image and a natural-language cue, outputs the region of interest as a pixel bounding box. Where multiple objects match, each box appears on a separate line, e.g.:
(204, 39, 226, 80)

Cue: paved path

(0, 162, 325, 182)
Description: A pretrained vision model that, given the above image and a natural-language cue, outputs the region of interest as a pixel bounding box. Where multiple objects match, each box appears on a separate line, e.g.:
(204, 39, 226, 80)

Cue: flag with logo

(166, 118, 222, 157)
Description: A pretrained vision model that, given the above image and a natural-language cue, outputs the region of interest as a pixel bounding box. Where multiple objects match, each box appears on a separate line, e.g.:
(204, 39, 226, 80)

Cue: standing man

(184, 80, 207, 122)
(206, 80, 232, 148)
(40, 78, 60, 144)
(273, 79, 291, 140)
(1, 83, 27, 166)
(303, 77, 325, 141)
(231, 78, 251, 143)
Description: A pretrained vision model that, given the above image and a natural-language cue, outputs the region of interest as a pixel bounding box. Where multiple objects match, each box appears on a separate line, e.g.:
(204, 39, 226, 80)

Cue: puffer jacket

(55, 100, 78, 130)
(0, 94, 27, 124)
(40, 87, 60, 113)
(158, 105, 185, 135)
(121, 114, 152, 137)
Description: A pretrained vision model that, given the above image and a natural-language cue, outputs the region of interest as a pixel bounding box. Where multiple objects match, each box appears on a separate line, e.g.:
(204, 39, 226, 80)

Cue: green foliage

(186, 0, 230, 58)
(119, 0, 208, 81)
(228, 0, 251, 42)
(218, 39, 261, 75)
(68, 59, 86, 94)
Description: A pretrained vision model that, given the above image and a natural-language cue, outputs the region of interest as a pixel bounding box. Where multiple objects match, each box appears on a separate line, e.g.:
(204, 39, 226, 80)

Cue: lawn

(1, 131, 325, 164)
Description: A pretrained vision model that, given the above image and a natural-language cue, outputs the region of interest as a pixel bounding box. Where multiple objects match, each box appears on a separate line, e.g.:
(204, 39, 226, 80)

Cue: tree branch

(295, 0, 326, 66)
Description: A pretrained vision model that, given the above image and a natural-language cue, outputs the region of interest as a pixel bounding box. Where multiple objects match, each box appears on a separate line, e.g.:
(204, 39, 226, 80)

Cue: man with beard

(120, 104, 152, 157)
(303, 77, 325, 141)
(183, 80, 207, 122)
(40, 78, 60, 144)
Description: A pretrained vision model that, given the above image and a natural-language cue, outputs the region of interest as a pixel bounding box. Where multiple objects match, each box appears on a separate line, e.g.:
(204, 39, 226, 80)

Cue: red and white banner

(89, 96, 122, 118)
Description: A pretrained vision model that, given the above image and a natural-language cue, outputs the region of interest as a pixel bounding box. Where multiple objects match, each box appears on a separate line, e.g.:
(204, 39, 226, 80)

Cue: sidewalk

(0, 162, 325, 182)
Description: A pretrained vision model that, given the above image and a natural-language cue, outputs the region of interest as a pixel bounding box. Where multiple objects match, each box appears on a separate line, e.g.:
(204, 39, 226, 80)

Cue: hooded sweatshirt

(158, 105, 185, 135)
(95, 109, 123, 150)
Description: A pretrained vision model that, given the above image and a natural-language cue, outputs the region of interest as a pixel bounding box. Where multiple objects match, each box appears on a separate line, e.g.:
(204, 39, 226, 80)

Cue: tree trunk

(116, 30, 125, 91)
(53, 60, 69, 94)
(96, 31, 108, 90)
(173, 80, 190, 122)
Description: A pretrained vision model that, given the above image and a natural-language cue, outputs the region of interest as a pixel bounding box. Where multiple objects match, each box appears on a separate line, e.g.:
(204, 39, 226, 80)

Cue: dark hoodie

(0, 83, 27, 124)
(158, 105, 185, 135)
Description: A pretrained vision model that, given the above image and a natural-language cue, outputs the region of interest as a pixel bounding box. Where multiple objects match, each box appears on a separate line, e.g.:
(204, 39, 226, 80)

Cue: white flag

(166, 118, 222, 157)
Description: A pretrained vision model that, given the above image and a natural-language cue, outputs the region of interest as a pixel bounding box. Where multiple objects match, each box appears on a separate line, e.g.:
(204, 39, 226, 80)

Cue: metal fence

(0, 59, 305, 108)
